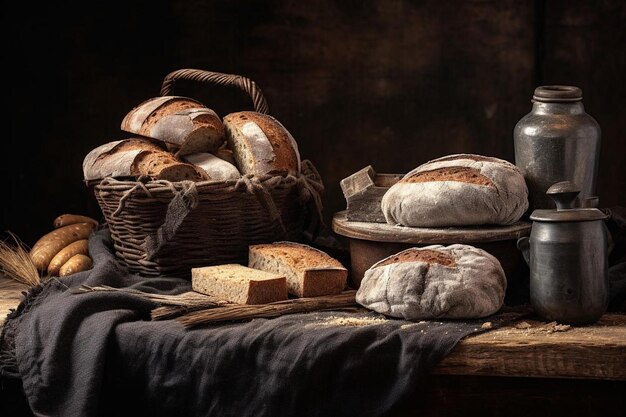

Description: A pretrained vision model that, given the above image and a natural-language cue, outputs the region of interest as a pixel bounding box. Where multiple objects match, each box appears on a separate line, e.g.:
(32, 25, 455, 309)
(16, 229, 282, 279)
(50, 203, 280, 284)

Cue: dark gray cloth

(3, 229, 506, 417)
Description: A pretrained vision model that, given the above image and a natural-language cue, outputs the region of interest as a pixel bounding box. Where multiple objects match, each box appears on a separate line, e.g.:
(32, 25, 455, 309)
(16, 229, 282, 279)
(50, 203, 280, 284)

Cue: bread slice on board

(192, 264, 288, 304)
(248, 242, 347, 297)
(223, 111, 301, 176)
(121, 96, 225, 156)
(83, 139, 206, 182)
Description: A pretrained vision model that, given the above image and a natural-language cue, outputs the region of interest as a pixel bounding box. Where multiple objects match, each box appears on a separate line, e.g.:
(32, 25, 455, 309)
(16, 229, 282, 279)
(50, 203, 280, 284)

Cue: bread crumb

(309, 315, 387, 327)
(513, 320, 572, 334)
(481, 321, 493, 329)
(400, 320, 427, 330)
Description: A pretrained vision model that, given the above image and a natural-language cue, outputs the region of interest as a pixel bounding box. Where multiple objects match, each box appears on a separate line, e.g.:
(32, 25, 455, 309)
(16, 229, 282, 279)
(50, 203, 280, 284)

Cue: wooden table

(1, 276, 624, 416)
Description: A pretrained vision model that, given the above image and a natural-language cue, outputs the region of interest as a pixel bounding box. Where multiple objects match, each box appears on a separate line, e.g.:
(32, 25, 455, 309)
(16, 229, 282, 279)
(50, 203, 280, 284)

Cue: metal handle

(546, 181, 580, 210)
(516, 236, 530, 266)
(160, 69, 269, 114)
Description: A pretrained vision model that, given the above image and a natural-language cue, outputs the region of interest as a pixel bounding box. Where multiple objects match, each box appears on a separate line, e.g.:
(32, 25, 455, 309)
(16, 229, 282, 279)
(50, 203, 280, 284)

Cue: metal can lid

(530, 207, 608, 222)
(530, 181, 608, 222)
(533, 85, 582, 103)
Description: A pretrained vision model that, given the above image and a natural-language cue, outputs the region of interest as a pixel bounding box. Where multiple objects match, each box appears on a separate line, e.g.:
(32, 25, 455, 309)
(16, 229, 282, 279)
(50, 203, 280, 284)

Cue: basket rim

(89, 159, 322, 192)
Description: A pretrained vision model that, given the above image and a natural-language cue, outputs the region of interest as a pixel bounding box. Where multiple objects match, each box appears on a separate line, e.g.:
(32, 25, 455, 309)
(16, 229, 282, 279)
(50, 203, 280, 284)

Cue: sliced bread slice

(248, 242, 347, 297)
(192, 264, 288, 305)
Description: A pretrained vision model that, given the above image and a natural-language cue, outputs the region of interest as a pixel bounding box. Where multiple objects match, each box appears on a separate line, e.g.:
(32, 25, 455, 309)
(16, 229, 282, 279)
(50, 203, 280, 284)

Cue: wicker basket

(92, 69, 324, 277)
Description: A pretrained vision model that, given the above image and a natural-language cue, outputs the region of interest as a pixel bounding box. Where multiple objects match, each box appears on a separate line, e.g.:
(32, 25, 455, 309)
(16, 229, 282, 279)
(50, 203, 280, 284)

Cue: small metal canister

(514, 85, 601, 212)
(517, 181, 609, 324)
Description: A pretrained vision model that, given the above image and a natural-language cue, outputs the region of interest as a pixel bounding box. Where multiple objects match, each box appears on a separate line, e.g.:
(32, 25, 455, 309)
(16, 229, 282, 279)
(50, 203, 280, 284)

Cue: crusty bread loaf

(121, 96, 225, 156)
(381, 154, 528, 227)
(248, 242, 347, 297)
(182, 153, 241, 181)
(356, 244, 506, 319)
(223, 111, 301, 176)
(192, 264, 288, 304)
(213, 147, 237, 166)
(83, 139, 206, 182)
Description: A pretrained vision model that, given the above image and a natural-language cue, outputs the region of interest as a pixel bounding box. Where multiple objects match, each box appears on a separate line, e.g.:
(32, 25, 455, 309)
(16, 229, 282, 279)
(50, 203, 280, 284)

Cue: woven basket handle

(160, 69, 269, 114)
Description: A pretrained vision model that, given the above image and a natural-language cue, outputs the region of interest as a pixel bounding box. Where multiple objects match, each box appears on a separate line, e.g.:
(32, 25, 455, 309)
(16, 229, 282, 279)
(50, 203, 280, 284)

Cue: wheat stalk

(73, 286, 360, 326)
(0, 232, 40, 287)
(177, 290, 358, 328)
(74, 285, 226, 307)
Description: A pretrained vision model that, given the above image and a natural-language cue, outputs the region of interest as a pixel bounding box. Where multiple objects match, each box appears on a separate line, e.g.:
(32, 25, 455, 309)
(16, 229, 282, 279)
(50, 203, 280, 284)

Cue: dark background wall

(2, 0, 625, 245)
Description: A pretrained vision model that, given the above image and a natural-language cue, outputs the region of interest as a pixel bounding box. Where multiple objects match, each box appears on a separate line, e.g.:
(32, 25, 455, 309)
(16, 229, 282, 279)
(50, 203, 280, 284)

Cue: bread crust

(83, 139, 205, 182)
(183, 153, 240, 181)
(121, 96, 225, 156)
(248, 241, 347, 297)
(224, 111, 301, 176)
(382, 154, 528, 227)
(356, 244, 506, 319)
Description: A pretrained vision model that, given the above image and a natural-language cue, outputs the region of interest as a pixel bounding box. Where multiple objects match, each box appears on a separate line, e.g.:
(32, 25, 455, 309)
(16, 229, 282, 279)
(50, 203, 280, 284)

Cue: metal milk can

(514, 85, 601, 212)
(517, 181, 609, 324)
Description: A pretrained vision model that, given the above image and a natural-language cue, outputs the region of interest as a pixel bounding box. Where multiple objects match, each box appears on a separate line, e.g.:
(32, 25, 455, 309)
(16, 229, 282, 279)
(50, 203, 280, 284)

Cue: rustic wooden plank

(434, 314, 626, 380)
(403, 375, 626, 417)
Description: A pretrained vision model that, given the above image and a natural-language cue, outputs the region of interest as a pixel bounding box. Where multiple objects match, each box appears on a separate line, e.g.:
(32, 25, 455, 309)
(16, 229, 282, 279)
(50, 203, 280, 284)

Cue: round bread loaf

(83, 139, 206, 182)
(356, 244, 506, 319)
(381, 154, 528, 227)
(121, 96, 225, 156)
(223, 111, 301, 176)
(182, 152, 241, 181)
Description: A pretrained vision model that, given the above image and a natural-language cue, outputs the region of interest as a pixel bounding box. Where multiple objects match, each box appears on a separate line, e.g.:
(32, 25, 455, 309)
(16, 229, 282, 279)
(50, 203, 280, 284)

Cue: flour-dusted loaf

(83, 138, 206, 182)
(248, 242, 347, 297)
(223, 111, 301, 176)
(182, 153, 241, 181)
(192, 264, 288, 304)
(121, 96, 225, 156)
(356, 244, 506, 319)
(381, 154, 528, 227)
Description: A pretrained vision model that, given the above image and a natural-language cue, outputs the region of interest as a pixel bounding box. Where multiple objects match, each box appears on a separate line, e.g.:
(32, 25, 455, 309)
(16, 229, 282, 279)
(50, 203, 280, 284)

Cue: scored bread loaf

(248, 242, 347, 297)
(381, 154, 528, 227)
(83, 138, 206, 182)
(223, 111, 301, 176)
(192, 264, 288, 304)
(182, 153, 241, 181)
(356, 244, 506, 319)
(121, 96, 225, 156)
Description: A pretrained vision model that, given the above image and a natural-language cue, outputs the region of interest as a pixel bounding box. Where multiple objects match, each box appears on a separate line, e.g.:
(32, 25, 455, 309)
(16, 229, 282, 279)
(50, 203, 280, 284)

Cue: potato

(53, 214, 98, 229)
(59, 254, 93, 277)
(47, 239, 89, 276)
(30, 223, 96, 273)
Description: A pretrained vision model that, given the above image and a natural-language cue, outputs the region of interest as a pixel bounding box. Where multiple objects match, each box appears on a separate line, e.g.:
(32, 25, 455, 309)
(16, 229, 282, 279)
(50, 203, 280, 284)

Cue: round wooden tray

(332, 211, 532, 289)
(332, 211, 532, 244)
